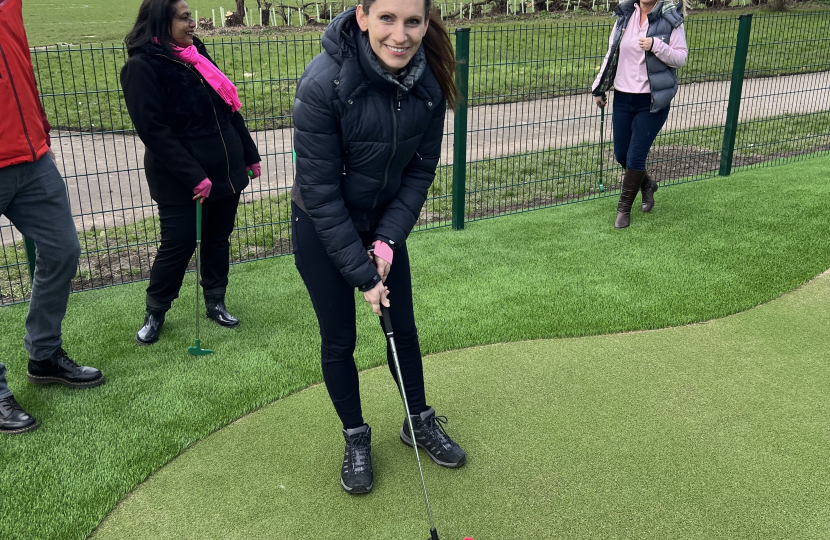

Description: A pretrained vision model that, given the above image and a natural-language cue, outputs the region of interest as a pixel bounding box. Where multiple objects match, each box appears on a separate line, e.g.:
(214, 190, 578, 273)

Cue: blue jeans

(612, 91, 671, 171)
(0, 155, 81, 398)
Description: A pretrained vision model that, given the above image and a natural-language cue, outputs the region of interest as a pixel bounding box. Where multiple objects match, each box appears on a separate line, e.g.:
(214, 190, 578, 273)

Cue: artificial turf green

(0, 156, 829, 539)
(91, 269, 830, 540)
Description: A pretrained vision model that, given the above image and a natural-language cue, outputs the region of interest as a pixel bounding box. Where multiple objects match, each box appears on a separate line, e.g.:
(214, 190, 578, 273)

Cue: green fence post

(452, 28, 470, 231)
(24, 237, 36, 283)
(719, 14, 753, 177)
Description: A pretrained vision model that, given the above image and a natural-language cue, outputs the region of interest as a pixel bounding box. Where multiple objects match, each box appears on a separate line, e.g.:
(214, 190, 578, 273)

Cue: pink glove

(372, 240, 393, 265)
(247, 163, 261, 179)
(193, 178, 212, 199)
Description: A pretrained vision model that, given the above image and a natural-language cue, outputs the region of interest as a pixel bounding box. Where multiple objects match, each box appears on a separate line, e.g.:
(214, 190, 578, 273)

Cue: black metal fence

(1, 12, 828, 305)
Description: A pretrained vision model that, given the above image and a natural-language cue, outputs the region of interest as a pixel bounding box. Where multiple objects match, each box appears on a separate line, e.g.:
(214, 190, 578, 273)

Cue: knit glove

(247, 163, 261, 179)
(372, 240, 393, 265)
(193, 178, 212, 199)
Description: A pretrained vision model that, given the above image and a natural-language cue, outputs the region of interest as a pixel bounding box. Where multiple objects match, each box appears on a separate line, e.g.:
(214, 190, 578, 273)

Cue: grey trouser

(0, 363, 9, 400)
(0, 154, 80, 397)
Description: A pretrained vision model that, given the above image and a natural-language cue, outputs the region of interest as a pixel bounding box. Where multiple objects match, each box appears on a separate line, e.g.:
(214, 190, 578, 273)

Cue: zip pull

(415, 151, 422, 161)
(396, 91, 402, 111)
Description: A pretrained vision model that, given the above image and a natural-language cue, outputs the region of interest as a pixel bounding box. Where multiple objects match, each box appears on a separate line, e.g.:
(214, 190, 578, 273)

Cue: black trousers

(292, 202, 428, 430)
(146, 193, 241, 309)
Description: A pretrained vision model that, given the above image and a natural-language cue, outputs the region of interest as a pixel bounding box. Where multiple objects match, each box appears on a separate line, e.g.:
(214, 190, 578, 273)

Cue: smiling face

(356, 0, 429, 73)
(169, 0, 196, 47)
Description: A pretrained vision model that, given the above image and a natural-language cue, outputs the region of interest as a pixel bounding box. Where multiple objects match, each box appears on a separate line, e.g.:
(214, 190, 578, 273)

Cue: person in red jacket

(0, 0, 105, 435)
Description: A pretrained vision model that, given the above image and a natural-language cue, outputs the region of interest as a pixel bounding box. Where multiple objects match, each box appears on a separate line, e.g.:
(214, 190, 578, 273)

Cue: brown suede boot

(641, 172, 658, 213)
(615, 169, 646, 228)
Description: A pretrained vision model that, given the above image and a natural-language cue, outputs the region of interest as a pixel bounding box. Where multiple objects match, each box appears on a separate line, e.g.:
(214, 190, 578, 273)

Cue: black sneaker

(341, 424, 373, 494)
(0, 396, 39, 435)
(400, 407, 466, 468)
(27, 348, 105, 388)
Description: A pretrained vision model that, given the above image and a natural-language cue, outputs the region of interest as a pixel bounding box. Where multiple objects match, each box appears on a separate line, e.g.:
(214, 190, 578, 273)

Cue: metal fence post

(452, 28, 470, 231)
(719, 14, 753, 177)
(24, 237, 36, 282)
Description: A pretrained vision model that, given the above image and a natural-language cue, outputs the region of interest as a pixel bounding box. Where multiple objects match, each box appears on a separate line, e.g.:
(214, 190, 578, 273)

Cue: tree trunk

(491, 0, 509, 13)
(257, 0, 273, 25)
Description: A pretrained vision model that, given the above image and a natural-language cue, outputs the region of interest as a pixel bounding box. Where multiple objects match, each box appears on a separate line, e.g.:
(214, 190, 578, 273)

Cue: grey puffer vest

(593, 0, 684, 113)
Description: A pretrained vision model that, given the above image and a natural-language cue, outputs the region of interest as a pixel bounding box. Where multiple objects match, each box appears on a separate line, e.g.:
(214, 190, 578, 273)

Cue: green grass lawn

(0, 156, 829, 539)
(91, 268, 830, 540)
(27, 7, 830, 132)
(24, 1, 824, 47)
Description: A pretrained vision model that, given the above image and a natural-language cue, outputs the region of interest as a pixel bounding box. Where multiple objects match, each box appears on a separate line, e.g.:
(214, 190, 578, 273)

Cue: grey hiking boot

(400, 407, 466, 468)
(341, 424, 373, 494)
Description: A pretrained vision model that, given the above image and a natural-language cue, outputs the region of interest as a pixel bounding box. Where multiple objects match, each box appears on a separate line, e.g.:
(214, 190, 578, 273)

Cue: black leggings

(292, 202, 427, 429)
(146, 193, 241, 307)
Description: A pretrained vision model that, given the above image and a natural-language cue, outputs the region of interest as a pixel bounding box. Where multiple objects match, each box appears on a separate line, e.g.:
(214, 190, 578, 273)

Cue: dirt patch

(649, 143, 830, 181)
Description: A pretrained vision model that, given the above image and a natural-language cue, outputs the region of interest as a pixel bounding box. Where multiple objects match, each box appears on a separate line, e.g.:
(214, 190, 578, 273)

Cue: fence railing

(191, 0, 815, 29)
(1, 12, 828, 305)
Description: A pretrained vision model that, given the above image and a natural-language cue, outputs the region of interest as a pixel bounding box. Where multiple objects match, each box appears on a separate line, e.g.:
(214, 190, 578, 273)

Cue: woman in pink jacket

(592, 0, 687, 228)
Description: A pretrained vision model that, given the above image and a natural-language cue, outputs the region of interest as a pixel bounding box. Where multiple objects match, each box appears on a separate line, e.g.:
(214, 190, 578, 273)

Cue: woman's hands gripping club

(362, 244, 392, 316)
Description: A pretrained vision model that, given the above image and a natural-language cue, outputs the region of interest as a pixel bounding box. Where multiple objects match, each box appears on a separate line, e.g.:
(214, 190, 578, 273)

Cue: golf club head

(188, 339, 213, 356)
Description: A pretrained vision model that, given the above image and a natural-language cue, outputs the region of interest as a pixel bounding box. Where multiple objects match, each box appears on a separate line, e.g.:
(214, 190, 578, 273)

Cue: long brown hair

(124, 0, 182, 56)
(361, 0, 458, 110)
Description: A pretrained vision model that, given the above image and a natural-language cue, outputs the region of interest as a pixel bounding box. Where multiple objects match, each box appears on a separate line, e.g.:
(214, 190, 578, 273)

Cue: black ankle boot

(27, 348, 104, 388)
(400, 407, 466, 468)
(341, 424, 373, 494)
(0, 396, 38, 435)
(615, 169, 646, 228)
(205, 294, 239, 328)
(640, 171, 658, 213)
(136, 309, 166, 345)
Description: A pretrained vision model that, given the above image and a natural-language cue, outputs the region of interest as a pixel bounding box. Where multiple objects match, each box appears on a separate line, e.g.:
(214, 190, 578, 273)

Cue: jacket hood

(321, 7, 438, 104)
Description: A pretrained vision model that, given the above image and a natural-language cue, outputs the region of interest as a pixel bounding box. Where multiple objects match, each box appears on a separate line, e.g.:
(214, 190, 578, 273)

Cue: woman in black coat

(292, 0, 465, 494)
(121, 0, 261, 344)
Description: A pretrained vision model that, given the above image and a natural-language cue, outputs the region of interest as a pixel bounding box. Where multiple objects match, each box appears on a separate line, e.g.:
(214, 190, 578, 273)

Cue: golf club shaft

(381, 307, 438, 535)
(195, 201, 202, 341)
(599, 99, 605, 191)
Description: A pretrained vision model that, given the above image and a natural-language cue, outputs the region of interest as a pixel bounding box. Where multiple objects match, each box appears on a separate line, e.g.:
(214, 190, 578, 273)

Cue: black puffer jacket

(292, 8, 446, 290)
(121, 38, 260, 205)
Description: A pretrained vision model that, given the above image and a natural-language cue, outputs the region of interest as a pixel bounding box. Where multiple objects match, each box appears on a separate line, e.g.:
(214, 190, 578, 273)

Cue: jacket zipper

(153, 54, 235, 193)
(373, 92, 398, 209)
(1, 44, 37, 160)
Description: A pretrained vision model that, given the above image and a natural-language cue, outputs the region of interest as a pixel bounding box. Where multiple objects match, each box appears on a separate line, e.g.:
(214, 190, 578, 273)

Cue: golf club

(188, 200, 213, 356)
(598, 93, 606, 193)
(380, 304, 440, 540)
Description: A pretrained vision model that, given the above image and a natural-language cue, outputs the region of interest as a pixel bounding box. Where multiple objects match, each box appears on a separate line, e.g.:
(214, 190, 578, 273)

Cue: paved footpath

(1, 71, 827, 246)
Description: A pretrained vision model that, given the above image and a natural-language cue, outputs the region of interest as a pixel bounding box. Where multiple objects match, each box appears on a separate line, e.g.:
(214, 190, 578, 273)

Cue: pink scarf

(172, 44, 241, 112)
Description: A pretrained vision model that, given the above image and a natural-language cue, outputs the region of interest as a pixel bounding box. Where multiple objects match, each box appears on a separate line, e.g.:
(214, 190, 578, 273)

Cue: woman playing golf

(592, 0, 687, 228)
(292, 0, 465, 494)
(121, 0, 261, 344)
